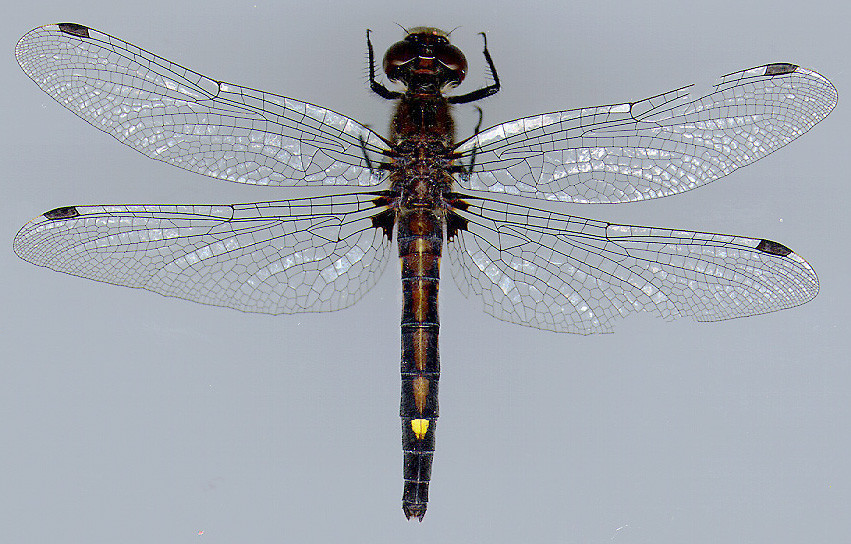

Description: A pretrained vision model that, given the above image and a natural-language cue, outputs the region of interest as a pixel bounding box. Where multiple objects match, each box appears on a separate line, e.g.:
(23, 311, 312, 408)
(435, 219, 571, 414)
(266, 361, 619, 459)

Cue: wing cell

(447, 195, 818, 334)
(455, 64, 837, 203)
(16, 24, 388, 188)
(14, 193, 392, 314)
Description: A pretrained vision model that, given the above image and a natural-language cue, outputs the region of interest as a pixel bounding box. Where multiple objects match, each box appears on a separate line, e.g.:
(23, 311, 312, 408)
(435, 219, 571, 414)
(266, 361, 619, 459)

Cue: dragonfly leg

(447, 32, 501, 104)
(367, 29, 403, 100)
(462, 106, 484, 180)
(357, 133, 395, 186)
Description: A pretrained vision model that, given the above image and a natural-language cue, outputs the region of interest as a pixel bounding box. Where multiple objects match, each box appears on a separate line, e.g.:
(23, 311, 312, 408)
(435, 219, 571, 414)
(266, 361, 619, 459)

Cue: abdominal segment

(398, 208, 442, 521)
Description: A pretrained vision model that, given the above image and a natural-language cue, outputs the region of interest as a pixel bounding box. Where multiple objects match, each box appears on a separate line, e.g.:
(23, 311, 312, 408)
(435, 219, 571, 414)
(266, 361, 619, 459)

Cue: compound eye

(435, 43, 467, 84)
(383, 40, 417, 78)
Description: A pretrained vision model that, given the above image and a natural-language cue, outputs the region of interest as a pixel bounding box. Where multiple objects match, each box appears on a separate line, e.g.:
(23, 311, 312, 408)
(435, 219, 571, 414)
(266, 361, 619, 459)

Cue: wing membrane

(448, 195, 818, 334)
(14, 193, 392, 314)
(455, 63, 836, 203)
(15, 23, 388, 188)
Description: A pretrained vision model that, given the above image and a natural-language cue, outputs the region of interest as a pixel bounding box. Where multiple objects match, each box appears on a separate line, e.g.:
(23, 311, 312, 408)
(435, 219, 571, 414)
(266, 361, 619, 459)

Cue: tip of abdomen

(403, 501, 427, 521)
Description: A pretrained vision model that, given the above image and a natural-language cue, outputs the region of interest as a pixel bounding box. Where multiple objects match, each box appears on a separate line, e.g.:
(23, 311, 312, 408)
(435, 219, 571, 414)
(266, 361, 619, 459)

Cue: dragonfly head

(383, 27, 467, 92)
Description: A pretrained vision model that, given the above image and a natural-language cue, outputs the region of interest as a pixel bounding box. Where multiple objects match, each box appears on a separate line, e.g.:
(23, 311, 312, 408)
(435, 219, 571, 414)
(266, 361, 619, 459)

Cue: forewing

(455, 64, 836, 203)
(16, 23, 387, 187)
(14, 193, 392, 314)
(447, 196, 818, 334)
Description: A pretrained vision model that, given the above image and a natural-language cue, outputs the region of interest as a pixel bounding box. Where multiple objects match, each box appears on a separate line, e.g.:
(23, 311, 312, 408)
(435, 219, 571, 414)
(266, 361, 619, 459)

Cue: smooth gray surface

(2, 1, 848, 542)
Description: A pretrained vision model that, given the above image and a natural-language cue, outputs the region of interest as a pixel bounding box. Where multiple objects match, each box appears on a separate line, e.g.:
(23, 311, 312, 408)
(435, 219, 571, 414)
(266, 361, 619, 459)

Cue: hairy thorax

(389, 94, 456, 209)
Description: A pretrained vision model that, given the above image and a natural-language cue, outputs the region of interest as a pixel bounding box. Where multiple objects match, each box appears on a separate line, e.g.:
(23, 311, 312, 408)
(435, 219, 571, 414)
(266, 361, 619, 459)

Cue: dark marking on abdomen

(397, 208, 443, 521)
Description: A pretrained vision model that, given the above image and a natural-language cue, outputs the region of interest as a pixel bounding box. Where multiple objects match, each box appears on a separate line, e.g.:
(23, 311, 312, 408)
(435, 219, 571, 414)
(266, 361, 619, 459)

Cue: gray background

(2, 0, 848, 542)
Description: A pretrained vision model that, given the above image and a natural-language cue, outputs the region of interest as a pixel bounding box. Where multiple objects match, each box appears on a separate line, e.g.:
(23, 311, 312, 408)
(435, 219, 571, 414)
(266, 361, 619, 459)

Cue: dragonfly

(14, 23, 836, 521)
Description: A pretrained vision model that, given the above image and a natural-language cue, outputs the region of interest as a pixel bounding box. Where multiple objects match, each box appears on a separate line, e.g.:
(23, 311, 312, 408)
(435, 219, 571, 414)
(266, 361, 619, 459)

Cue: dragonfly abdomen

(397, 208, 443, 521)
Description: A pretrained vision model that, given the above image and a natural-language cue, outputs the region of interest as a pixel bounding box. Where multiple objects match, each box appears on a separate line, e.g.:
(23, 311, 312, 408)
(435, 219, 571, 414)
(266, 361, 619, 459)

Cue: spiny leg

(447, 32, 501, 104)
(460, 106, 484, 180)
(366, 29, 402, 100)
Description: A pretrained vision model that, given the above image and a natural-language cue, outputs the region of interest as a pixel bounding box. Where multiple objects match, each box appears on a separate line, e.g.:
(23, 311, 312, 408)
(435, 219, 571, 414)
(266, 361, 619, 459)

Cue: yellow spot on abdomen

(411, 419, 430, 439)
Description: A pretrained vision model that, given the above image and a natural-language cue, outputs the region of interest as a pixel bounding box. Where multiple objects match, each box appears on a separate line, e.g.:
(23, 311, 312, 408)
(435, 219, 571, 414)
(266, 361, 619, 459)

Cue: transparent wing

(455, 63, 836, 203)
(14, 193, 392, 314)
(16, 23, 388, 188)
(447, 195, 818, 334)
